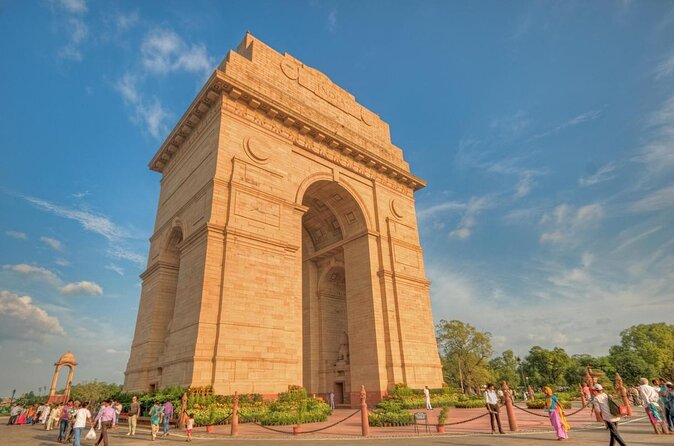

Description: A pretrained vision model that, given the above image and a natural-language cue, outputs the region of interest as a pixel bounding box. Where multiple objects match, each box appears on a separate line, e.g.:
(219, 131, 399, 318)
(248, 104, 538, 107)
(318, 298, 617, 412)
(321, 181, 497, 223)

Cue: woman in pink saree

(544, 386, 570, 440)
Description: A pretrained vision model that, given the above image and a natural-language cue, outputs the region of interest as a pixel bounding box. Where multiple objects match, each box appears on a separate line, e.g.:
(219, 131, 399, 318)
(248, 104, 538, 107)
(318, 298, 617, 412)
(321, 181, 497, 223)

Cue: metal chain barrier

(443, 411, 490, 426)
(253, 409, 361, 435)
(511, 401, 591, 418)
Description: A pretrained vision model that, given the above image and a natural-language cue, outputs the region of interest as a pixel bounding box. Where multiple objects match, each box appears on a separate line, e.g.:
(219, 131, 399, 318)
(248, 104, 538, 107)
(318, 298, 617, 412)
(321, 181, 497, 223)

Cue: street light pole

(9, 389, 16, 406)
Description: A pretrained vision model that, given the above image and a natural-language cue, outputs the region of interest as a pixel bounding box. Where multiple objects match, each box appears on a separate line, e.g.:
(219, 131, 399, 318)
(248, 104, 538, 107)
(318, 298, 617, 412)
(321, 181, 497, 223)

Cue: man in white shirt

(423, 386, 432, 410)
(638, 377, 667, 434)
(591, 384, 627, 446)
(71, 401, 92, 446)
(484, 383, 504, 434)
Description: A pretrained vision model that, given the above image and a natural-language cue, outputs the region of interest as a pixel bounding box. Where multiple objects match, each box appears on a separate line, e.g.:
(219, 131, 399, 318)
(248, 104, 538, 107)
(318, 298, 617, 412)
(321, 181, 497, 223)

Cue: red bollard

(230, 391, 239, 436)
(501, 381, 518, 432)
(615, 373, 632, 417)
(360, 385, 369, 437)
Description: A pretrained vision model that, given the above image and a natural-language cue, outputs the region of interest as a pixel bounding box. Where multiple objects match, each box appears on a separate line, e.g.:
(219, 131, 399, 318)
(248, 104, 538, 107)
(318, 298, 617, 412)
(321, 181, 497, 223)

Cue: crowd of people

(480, 376, 674, 444)
(5, 398, 191, 444)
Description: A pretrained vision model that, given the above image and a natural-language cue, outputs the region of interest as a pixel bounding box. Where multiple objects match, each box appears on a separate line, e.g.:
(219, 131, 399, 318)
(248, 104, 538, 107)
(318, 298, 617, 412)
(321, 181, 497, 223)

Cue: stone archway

(47, 352, 77, 404)
(301, 180, 369, 405)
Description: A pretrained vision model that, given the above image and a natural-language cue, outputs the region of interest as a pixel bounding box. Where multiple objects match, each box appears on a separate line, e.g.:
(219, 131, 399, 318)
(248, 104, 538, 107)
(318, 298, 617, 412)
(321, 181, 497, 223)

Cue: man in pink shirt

(93, 400, 116, 446)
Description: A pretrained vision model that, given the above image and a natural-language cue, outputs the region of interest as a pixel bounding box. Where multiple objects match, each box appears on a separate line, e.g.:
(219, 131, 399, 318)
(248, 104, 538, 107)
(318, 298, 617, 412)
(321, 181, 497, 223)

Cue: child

(185, 413, 194, 442)
(149, 401, 163, 441)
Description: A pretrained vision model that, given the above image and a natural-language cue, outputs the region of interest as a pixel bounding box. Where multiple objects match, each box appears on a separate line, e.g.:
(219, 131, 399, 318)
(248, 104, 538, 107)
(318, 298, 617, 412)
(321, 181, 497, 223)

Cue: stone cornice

(149, 71, 426, 191)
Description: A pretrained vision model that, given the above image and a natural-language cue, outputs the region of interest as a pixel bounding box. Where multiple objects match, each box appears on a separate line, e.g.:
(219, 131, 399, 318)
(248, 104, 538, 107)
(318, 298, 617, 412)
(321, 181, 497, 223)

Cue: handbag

(85, 427, 97, 440)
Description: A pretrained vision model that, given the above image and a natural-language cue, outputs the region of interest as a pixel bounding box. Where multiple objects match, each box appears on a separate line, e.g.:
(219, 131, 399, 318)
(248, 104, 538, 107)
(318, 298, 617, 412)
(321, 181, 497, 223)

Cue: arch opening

(301, 180, 367, 406)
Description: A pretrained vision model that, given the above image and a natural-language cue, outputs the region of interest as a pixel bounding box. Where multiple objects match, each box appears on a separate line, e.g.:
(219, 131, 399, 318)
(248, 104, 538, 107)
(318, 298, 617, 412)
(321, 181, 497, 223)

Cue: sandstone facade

(124, 33, 443, 405)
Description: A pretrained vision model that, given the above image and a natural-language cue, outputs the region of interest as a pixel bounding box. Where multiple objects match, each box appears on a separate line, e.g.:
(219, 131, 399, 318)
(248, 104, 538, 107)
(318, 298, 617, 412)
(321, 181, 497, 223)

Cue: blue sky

(1, 0, 673, 396)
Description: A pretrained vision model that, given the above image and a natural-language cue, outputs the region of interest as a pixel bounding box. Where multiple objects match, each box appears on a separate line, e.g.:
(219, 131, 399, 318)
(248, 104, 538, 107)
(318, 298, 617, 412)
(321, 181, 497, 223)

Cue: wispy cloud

(5, 230, 27, 240)
(579, 162, 618, 187)
(449, 196, 496, 240)
(105, 264, 124, 276)
(140, 28, 215, 78)
(54, 0, 87, 14)
(72, 190, 92, 199)
(528, 108, 603, 141)
(41, 236, 64, 252)
(654, 51, 674, 80)
(0, 290, 66, 340)
(418, 201, 466, 221)
(22, 194, 126, 240)
(49, 0, 89, 61)
(2, 264, 61, 286)
(55, 258, 71, 267)
(327, 10, 338, 32)
(614, 225, 662, 251)
(60, 281, 103, 296)
(540, 203, 604, 244)
(115, 74, 171, 139)
(107, 245, 145, 266)
(630, 184, 674, 213)
(634, 94, 674, 174)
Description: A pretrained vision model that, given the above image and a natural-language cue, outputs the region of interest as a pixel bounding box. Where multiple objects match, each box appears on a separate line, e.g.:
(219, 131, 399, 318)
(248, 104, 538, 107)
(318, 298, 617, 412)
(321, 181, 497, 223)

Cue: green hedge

(526, 399, 572, 410)
(368, 410, 414, 427)
(453, 399, 488, 409)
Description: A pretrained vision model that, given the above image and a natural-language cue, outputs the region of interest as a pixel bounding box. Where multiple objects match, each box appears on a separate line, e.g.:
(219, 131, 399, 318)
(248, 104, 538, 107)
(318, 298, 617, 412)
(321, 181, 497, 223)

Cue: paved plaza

(4, 407, 673, 445)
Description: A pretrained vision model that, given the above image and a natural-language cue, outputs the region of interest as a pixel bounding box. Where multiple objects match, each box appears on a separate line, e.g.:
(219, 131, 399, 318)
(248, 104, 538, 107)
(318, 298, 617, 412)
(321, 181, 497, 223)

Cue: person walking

(162, 399, 173, 436)
(185, 413, 194, 442)
(638, 377, 667, 434)
(127, 396, 140, 436)
(544, 386, 569, 440)
(149, 401, 163, 441)
(57, 400, 73, 443)
(424, 386, 432, 410)
(484, 383, 504, 434)
(591, 384, 627, 446)
(47, 404, 62, 431)
(71, 401, 92, 446)
(665, 382, 674, 433)
(93, 400, 116, 446)
(329, 391, 335, 410)
(7, 404, 21, 425)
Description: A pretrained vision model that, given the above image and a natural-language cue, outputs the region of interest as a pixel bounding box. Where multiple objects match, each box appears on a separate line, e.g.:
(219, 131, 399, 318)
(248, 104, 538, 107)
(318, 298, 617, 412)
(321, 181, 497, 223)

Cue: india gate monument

(124, 33, 443, 405)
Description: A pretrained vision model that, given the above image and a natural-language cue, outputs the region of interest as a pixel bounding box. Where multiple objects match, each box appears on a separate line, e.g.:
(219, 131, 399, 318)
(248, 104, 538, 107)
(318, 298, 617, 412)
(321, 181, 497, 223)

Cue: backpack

(607, 396, 622, 417)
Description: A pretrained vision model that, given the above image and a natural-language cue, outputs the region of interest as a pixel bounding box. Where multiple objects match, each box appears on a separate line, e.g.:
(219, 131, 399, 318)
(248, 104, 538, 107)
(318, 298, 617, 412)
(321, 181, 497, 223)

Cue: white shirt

(484, 390, 498, 405)
(638, 384, 660, 405)
(73, 408, 91, 428)
(423, 388, 430, 400)
(592, 393, 619, 422)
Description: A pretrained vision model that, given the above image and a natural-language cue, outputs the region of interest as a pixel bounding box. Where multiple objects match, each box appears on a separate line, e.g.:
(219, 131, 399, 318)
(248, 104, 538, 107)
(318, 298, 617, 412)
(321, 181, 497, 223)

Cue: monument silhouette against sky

(124, 33, 443, 405)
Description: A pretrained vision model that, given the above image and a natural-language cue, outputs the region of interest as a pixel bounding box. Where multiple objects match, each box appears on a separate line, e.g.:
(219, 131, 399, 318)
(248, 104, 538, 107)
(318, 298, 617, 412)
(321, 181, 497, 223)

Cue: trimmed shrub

(453, 399, 487, 409)
(526, 399, 572, 410)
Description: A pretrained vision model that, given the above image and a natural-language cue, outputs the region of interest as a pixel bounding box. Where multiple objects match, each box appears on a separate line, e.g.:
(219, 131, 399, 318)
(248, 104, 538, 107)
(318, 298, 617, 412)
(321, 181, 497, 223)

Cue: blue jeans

(72, 427, 83, 446)
(162, 414, 170, 434)
(58, 419, 68, 441)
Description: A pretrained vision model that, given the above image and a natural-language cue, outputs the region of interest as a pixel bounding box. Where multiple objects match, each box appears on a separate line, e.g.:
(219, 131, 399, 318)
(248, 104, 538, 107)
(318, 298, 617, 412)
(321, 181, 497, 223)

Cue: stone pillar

(230, 392, 239, 436)
(501, 381, 517, 432)
(360, 385, 369, 437)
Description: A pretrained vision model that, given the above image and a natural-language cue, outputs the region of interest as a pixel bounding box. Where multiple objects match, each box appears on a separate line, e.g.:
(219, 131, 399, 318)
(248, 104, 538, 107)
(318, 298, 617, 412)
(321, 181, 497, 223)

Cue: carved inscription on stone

(234, 190, 281, 227)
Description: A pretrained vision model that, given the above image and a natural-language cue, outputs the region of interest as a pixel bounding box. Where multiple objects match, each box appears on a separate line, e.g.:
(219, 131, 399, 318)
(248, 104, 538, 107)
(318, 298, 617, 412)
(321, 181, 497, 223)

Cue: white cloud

(112, 10, 139, 31)
(115, 75, 171, 139)
(634, 95, 674, 174)
(59, 281, 103, 296)
(539, 203, 604, 244)
(22, 194, 126, 240)
(5, 230, 27, 240)
(55, 258, 71, 267)
(654, 51, 674, 80)
(579, 162, 618, 187)
(328, 10, 338, 32)
(105, 264, 124, 276)
(41, 236, 64, 251)
(140, 28, 215, 78)
(3, 264, 61, 286)
(514, 170, 539, 198)
(614, 226, 662, 251)
(418, 201, 466, 221)
(0, 290, 66, 340)
(107, 245, 145, 266)
(529, 108, 603, 141)
(448, 196, 495, 240)
(58, 17, 88, 61)
(72, 190, 92, 199)
(55, 0, 87, 14)
(630, 184, 674, 213)
(106, 348, 129, 354)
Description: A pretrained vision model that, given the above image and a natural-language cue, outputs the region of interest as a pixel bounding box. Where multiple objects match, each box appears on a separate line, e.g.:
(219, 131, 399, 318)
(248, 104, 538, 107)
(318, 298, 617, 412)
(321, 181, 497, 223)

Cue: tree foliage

(70, 381, 123, 403)
(608, 323, 674, 380)
(521, 346, 572, 387)
(489, 350, 520, 388)
(436, 320, 493, 393)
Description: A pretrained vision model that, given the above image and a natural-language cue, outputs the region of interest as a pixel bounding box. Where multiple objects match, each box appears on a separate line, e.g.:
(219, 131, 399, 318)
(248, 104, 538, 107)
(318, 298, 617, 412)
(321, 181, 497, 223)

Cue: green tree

(521, 346, 572, 388)
(70, 381, 123, 403)
(436, 320, 493, 394)
(608, 323, 674, 380)
(490, 350, 520, 388)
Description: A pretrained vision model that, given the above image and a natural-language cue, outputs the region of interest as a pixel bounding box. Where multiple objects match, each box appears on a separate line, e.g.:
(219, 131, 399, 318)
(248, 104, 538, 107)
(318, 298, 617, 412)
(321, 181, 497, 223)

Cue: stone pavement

(3, 409, 673, 445)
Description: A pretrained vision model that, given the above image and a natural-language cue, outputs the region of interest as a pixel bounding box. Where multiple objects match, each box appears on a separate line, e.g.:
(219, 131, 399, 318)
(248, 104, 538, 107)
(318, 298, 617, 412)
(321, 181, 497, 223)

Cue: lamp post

(516, 357, 526, 399)
(9, 389, 16, 406)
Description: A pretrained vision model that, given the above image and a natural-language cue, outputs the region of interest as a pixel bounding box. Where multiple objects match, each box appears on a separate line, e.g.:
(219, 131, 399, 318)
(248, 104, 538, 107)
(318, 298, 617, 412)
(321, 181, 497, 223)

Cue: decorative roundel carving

(280, 60, 299, 80)
(244, 136, 271, 163)
(360, 107, 374, 126)
(390, 199, 404, 219)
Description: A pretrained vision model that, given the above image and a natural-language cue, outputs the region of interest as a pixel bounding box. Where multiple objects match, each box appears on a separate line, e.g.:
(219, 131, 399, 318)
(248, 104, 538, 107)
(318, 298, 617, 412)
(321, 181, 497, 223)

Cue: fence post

(230, 391, 239, 436)
(501, 381, 518, 432)
(360, 385, 369, 437)
(586, 367, 602, 421)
